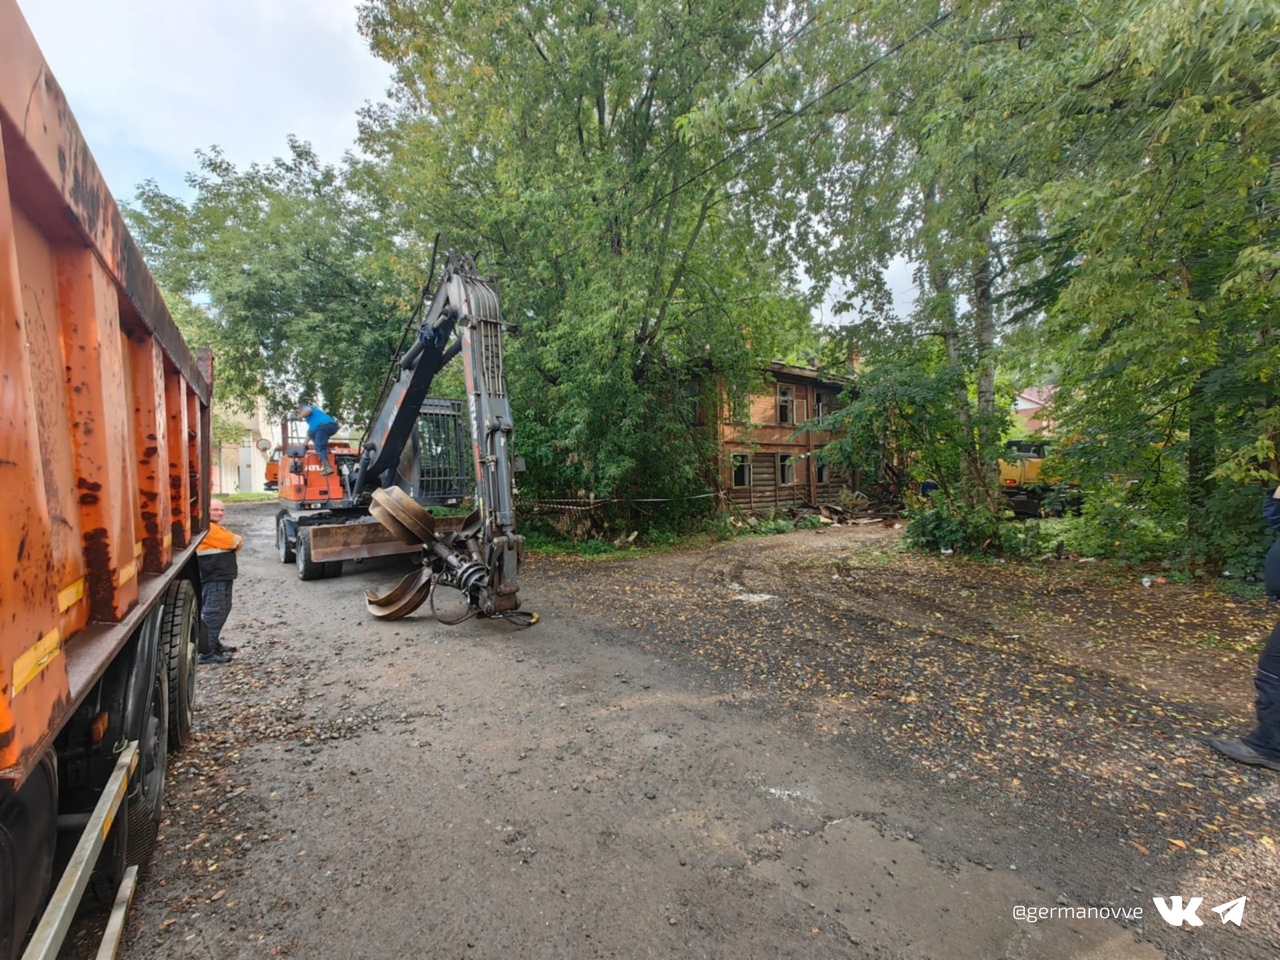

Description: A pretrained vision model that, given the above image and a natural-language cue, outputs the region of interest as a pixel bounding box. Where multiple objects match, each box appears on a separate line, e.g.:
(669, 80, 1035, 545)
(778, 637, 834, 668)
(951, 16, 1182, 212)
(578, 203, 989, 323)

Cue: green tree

(1013, 0, 1280, 571)
(692, 1, 1082, 515)
(824, 342, 970, 505)
(356, 0, 816, 513)
(127, 139, 413, 421)
(711, 0, 1278, 567)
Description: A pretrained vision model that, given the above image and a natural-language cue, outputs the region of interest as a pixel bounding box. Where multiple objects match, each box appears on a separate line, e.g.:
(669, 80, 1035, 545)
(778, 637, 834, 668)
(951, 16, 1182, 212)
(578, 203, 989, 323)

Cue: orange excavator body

(275, 419, 360, 510)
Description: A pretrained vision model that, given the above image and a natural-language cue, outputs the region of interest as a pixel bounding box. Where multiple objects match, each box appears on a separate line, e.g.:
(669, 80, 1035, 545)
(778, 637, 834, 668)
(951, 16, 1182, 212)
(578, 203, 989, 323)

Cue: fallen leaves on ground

(536, 532, 1279, 867)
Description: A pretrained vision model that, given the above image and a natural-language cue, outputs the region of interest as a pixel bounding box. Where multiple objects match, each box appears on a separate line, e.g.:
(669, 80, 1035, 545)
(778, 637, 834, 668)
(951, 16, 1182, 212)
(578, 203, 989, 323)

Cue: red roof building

(1014, 386, 1056, 435)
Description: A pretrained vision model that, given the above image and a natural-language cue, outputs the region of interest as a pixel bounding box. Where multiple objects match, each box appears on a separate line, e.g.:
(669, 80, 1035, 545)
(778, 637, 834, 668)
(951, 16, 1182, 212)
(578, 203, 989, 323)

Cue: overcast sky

(20, 0, 391, 204)
(19, 0, 915, 318)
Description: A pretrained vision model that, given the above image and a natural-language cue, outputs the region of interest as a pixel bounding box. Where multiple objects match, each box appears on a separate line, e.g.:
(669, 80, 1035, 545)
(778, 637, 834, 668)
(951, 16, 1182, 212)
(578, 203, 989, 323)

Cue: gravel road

(65, 501, 1275, 959)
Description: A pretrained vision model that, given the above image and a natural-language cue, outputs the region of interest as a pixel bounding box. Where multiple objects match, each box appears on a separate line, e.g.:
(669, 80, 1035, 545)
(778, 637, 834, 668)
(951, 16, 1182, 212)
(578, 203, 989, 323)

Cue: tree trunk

(923, 187, 983, 510)
(971, 250, 1000, 511)
(1187, 367, 1219, 572)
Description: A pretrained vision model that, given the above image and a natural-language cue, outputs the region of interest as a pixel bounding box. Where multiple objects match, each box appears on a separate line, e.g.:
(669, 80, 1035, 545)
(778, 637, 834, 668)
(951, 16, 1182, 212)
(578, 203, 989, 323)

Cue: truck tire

(323, 560, 344, 578)
(277, 511, 296, 563)
(295, 527, 324, 581)
(1, 749, 58, 943)
(125, 634, 169, 869)
(161, 579, 198, 751)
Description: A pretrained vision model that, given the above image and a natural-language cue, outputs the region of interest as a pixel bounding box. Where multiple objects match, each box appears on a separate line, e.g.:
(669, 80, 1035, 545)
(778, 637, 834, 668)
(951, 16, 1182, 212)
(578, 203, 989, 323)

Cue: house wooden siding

(707, 362, 851, 511)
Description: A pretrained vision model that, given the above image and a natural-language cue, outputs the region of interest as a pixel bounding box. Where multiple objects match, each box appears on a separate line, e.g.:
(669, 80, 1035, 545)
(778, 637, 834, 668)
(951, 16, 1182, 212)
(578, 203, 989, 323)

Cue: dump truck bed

(0, 0, 212, 788)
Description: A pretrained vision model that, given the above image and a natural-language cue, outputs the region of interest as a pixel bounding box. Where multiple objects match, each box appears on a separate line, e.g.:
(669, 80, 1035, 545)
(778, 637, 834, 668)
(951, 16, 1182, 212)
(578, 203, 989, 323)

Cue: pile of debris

(731, 496, 903, 531)
(812, 501, 900, 526)
(814, 489, 903, 525)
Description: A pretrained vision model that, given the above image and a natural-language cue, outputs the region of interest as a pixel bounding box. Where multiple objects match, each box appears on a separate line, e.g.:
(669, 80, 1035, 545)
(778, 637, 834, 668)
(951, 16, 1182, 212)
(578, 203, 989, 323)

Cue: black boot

(1243, 668, 1280, 753)
(1209, 737, 1280, 772)
(1210, 668, 1280, 773)
(199, 650, 231, 665)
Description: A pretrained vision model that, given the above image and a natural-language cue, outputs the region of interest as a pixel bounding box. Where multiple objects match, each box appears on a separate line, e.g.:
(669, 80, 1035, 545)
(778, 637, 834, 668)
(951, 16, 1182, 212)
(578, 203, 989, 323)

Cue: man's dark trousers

(1245, 619, 1280, 760)
(202, 581, 233, 653)
(312, 421, 338, 465)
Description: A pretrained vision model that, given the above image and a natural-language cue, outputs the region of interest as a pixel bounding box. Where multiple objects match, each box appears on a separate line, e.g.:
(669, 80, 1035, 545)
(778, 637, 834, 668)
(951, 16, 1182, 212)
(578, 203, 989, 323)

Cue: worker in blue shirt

(295, 404, 339, 475)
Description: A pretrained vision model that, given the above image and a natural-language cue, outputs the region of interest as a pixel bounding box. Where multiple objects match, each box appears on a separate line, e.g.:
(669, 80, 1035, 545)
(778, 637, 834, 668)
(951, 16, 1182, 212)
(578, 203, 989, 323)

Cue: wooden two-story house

(704, 361, 851, 511)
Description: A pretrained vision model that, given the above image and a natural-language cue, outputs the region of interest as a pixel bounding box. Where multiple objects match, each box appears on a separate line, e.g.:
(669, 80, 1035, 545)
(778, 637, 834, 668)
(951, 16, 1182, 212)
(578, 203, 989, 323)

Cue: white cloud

(19, 0, 391, 201)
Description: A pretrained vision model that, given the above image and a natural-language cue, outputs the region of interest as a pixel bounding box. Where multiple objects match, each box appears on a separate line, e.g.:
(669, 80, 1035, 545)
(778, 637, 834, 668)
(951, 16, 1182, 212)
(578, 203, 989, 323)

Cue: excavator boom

(359, 250, 526, 622)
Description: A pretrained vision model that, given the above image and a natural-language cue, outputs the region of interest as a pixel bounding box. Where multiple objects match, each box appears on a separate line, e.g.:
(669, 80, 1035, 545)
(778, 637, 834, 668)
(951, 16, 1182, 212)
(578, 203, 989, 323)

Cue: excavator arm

(359, 250, 527, 622)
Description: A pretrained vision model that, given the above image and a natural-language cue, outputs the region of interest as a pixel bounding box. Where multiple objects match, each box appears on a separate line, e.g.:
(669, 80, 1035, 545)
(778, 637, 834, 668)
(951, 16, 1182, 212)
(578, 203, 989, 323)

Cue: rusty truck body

(1, 2, 211, 957)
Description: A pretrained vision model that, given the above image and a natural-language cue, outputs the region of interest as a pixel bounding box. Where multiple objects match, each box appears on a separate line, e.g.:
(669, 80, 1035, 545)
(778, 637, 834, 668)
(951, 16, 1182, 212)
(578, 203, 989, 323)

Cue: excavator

(274, 245, 530, 625)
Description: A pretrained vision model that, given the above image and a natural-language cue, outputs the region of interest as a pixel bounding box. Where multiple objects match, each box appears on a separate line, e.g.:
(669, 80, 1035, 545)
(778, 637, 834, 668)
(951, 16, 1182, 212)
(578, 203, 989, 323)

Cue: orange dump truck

(1, 3, 210, 957)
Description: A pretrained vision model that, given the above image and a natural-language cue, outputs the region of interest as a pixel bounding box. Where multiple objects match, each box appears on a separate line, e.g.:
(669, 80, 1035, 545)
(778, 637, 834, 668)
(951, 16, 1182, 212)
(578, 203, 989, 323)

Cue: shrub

(705, 514, 739, 541)
(905, 501, 1004, 555)
(905, 501, 1040, 558)
(1031, 481, 1182, 565)
(753, 518, 796, 536)
(643, 528, 681, 548)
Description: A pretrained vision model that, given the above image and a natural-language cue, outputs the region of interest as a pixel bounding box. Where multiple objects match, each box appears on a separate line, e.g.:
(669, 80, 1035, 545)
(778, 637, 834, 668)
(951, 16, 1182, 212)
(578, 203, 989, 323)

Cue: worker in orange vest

(197, 498, 242, 664)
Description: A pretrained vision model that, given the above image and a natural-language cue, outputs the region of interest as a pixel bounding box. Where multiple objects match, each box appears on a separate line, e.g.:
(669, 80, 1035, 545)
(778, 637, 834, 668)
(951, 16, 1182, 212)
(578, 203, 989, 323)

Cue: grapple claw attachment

(365, 566, 433, 620)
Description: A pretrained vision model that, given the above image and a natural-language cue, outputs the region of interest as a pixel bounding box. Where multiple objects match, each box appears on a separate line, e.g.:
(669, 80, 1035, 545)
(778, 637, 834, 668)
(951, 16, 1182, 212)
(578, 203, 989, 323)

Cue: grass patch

(1190, 633, 1230, 649)
(221, 493, 277, 503)
(847, 545, 903, 567)
(1185, 631, 1256, 654)
(428, 504, 476, 518)
(523, 532, 620, 558)
(1216, 578, 1266, 601)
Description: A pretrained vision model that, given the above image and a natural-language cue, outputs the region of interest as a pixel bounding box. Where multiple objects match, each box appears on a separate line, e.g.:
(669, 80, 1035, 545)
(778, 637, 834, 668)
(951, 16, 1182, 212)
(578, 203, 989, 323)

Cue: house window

(778, 386, 792, 424)
(816, 461, 828, 484)
(778, 454, 795, 485)
(732, 454, 750, 488)
(815, 392, 826, 427)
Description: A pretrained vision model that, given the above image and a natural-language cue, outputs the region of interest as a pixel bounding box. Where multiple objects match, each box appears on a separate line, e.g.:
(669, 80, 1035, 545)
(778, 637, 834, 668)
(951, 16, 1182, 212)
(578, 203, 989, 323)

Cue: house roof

(1017, 385, 1056, 407)
(766, 360, 851, 389)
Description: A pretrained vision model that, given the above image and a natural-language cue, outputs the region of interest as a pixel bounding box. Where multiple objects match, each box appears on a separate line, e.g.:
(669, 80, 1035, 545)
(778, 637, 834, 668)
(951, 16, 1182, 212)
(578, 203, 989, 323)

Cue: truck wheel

(323, 561, 344, 578)
(277, 511, 296, 563)
(296, 528, 324, 581)
(125, 636, 169, 868)
(161, 579, 198, 750)
(4, 749, 58, 929)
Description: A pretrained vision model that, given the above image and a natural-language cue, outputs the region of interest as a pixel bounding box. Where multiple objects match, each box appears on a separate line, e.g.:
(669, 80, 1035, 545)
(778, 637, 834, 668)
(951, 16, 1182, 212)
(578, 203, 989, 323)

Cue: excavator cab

(275, 419, 360, 511)
(409, 398, 471, 506)
(273, 395, 478, 581)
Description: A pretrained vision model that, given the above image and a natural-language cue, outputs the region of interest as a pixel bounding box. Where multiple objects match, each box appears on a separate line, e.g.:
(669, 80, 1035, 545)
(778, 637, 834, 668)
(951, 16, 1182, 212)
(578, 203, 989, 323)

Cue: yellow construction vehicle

(999, 440, 1074, 517)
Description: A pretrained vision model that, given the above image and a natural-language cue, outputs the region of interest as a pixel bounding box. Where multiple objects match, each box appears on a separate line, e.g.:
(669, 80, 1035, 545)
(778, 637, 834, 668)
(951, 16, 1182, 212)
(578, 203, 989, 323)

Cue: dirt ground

(65, 502, 1279, 959)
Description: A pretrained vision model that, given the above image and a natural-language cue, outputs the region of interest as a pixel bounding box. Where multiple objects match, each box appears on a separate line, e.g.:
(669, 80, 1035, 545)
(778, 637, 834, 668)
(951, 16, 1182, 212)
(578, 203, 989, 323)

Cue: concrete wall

(212, 399, 276, 495)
